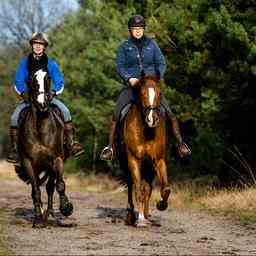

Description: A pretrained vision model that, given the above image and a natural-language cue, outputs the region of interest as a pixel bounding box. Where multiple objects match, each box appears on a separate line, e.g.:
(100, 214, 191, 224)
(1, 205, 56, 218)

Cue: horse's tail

(15, 165, 49, 185)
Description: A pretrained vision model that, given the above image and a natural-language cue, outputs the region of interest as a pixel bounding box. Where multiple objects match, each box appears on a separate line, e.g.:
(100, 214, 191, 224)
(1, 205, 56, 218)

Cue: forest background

(0, 0, 255, 185)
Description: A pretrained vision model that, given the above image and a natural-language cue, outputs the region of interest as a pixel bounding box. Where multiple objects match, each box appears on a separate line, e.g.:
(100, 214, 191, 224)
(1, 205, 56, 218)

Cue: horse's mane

(141, 74, 160, 83)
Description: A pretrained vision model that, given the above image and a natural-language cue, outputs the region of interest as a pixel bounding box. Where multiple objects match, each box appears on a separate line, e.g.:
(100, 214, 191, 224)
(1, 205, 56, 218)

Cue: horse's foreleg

(155, 159, 170, 211)
(127, 152, 149, 227)
(44, 174, 56, 221)
(23, 158, 44, 228)
(54, 157, 73, 217)
(126, 180, 136, 225)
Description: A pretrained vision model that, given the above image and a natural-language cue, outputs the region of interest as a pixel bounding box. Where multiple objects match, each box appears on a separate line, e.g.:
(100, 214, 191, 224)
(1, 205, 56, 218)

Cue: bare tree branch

(0, 0, 77, 46)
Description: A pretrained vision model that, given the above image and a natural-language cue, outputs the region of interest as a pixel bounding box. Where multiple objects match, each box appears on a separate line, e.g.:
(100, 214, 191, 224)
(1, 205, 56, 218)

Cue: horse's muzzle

(144, 107, 160, 128)
(37, 93, 48, 112)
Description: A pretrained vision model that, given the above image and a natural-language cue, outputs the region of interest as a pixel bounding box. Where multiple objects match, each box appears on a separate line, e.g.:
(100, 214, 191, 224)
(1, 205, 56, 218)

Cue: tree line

(0, 0, 255, 184)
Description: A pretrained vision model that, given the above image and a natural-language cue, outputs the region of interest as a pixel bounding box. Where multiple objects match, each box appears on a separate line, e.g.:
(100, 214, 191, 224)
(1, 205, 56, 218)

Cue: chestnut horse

(116, 74, 170, 227)
(15, 69, 73, 228)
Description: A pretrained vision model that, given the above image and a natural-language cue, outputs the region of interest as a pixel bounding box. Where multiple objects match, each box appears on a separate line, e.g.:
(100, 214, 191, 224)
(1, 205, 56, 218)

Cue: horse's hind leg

(44, 174, 56, 221)
(54, 157, 73, 217)
(155, 159, 170, 211)
(23, 159, 45, 228)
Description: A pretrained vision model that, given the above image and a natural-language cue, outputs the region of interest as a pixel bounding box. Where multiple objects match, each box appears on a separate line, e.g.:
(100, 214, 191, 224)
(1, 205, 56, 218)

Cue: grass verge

(165, 175, 256, 222)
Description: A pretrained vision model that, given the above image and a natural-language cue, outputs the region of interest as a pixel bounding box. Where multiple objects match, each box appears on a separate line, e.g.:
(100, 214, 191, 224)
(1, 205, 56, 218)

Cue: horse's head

(139, 74, 161, 128)
(29, 69, 51, 112)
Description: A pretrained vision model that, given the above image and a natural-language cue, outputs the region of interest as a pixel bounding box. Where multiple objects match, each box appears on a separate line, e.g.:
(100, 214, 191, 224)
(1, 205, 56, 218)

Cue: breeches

(113, 86, 175, 121)
(10, 98, 72, 128)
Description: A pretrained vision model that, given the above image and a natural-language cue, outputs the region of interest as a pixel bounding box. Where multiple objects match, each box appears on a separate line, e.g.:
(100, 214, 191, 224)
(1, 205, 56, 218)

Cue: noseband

(143, 106, 160, 117)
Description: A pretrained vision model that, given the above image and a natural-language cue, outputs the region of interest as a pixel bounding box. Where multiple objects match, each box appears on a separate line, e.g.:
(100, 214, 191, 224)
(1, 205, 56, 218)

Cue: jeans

(10, 98, 72, 127)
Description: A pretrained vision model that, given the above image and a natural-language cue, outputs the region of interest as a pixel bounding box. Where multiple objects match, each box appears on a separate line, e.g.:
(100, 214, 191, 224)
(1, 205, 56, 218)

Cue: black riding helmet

(128, 14, 146, 29)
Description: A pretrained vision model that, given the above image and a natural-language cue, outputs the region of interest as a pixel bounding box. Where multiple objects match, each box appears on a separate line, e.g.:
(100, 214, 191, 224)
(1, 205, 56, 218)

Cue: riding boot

(64, 122, 84, 158)
(7, 127, 20, 164)
(167, 112, 191, 158)
(100, 120, 116, 161)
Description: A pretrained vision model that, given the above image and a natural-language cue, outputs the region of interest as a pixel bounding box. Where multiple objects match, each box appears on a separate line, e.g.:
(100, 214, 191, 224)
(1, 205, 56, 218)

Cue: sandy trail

(0, 160, 256, 255)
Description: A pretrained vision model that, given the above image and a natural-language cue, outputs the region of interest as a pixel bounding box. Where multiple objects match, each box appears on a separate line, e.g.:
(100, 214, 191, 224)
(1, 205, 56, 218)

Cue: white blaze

(35, 70, 47, 104)
(148, 109, 154, 127)
(148, 88, 155, 106)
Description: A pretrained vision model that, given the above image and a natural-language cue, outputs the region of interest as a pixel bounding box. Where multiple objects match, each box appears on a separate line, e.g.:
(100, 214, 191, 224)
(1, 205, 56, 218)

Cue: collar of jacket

(127, 35, 151, 48)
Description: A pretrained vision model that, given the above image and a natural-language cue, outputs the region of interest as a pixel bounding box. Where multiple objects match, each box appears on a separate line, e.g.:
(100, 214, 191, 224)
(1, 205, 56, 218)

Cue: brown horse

(15, 69, 73, 228)
(116, 74, 170, 227)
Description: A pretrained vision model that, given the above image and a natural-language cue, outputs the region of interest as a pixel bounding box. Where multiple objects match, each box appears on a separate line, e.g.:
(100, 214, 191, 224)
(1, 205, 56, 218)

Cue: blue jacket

(14, 57, 64, 95)
(116, 36, 166, 83)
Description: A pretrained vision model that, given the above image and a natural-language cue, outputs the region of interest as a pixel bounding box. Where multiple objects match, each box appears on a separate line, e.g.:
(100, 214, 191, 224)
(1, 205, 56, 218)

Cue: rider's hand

(21, 92, 29, 103)
(128, 78, 139, 87)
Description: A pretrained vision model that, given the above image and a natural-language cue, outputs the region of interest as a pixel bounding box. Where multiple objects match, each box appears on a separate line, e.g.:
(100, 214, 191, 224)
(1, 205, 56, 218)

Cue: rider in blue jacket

(100, 15, 191, 161)
(7, 32, 84, 164)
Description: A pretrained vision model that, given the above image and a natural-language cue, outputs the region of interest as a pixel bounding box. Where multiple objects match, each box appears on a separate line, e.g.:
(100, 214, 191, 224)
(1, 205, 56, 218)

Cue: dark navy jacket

(116, 36, 166, 83)
(14, 57, 64, 95)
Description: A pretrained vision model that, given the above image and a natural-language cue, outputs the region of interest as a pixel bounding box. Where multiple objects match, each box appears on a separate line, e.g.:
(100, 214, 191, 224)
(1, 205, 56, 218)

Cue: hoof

(33, 217, 45, 228)
(126, 210, 136, 225)
(135, 218, 151, 228)
(60, 201, 73, 217)
(43, 209, 55, 222)
(57, 217, 77, 227)
(156, 200, 168, 211)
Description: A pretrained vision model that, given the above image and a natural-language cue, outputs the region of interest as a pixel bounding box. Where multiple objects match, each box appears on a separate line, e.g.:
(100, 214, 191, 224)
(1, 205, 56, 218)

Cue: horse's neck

(25, 107, 56, 132)
(129, 103, 164, 138)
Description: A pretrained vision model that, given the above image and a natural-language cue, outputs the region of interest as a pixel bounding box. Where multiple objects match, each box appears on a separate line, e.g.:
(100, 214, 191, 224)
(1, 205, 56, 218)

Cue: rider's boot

(7, 127, 20, 164)
(167, 112, 191, 158)
(100, 120, 116, 161)
(64, 122, 84, 157)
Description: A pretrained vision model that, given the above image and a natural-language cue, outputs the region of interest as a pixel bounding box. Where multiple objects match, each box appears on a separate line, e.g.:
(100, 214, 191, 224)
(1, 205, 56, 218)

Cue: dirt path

(0, 161, 256, 255)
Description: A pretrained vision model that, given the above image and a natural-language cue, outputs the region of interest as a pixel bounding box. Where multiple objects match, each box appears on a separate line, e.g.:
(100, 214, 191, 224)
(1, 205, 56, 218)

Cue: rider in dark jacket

(7, 32, 84, 164)
(100, 15, 191, 161)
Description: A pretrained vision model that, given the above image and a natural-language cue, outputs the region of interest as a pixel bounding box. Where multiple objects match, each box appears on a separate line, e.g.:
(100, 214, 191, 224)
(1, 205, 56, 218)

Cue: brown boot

(7, 127, 20, 164)
(168, 114, 191, 158)
(64, 122, 84, 158)
(100, 120, 116, 161)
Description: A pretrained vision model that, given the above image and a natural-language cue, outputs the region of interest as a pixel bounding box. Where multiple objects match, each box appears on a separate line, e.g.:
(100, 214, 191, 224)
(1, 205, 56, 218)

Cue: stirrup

(177, 142, 191, 158)
(71, 141, 85, 158)
(7, 152, 20, 166)
(100, 146, 114, 161)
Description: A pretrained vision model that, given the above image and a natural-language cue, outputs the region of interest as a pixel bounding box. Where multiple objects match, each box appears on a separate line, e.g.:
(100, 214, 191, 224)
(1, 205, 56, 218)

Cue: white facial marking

(148, 88, 155, 106)
(35, 70, 47, 104)
(148, 109, 154, 127)
(37, 94, 45, 104)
